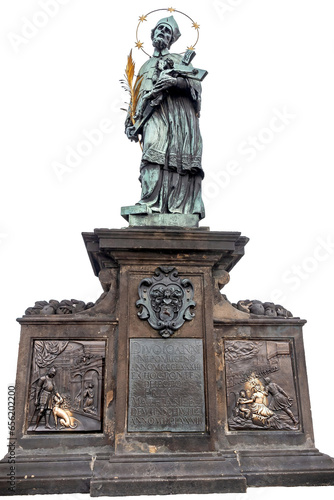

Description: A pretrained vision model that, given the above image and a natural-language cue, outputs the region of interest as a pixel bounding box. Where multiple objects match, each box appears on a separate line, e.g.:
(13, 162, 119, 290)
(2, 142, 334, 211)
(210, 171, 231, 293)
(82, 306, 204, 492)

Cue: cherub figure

(236, 390, 252, 419)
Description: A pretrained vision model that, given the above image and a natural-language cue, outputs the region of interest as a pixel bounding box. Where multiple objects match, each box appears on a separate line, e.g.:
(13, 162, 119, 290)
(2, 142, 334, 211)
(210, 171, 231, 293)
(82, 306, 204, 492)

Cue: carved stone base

(1, 449, 333, 495)
(0, 453, 246, 495)
(0, 454, 93, 495)
(91, 454, 246, 496)
(238, 449, 334, 487)
(1, 226, 334, 495)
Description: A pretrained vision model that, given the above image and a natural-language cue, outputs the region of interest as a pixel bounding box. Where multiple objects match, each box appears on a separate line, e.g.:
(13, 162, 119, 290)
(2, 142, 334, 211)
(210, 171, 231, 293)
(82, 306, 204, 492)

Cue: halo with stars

(135, 7, 200, 57)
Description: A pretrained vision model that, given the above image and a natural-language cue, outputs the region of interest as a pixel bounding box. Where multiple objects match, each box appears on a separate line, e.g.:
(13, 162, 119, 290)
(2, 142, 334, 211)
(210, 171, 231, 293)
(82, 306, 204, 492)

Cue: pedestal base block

(239, 450, 334, 488)
(1, 226, 334, 496)
(1, 450, 334, 496)
(0, 454, 93, 496)
(128, 213, 200, 228)
(91, 454, 246, 496)
(120, 204, 200, 227)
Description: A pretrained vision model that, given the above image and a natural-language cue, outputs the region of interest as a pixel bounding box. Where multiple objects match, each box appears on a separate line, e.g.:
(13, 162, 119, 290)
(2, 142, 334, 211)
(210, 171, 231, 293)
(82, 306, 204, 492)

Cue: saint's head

(151, 16, 181, 51)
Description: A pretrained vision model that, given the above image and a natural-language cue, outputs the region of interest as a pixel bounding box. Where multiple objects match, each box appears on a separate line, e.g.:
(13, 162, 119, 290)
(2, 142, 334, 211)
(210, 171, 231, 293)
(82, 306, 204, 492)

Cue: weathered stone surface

(234, 299, 293, 318)
(25, 298, 94, 316)
(1, 227, 334, 496)
(91, 454, 246, 496)
(82, 228, 249, 276)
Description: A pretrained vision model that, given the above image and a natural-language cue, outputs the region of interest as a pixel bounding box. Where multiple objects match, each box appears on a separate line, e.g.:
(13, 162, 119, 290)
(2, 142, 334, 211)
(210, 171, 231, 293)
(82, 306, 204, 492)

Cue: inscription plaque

(128, 338, 206, 432)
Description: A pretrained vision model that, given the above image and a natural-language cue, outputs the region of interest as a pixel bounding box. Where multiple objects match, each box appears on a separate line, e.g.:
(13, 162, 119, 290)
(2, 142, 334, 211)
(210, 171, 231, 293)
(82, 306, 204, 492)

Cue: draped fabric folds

(34, 341, 69, 368)
(134, 52, 205, 219)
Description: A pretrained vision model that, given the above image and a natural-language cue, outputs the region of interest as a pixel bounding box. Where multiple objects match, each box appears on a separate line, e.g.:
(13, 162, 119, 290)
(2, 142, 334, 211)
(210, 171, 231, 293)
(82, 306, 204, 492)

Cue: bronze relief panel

(224, 340, 299, 431)
(27, 340, 106, 433)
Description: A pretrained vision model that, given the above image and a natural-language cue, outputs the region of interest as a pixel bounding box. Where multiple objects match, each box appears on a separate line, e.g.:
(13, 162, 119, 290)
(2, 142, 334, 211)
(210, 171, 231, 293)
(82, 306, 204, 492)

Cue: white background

(1, 0, 334, 499)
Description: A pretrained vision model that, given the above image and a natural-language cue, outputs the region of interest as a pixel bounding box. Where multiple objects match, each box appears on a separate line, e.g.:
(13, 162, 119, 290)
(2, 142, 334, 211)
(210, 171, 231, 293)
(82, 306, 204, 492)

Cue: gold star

(168, 7, 176, 13)
(135, 40, 144, 50)
(192, 22, 200, 30)
(139, 15, 147, 22)
(187, 46, 195, 51)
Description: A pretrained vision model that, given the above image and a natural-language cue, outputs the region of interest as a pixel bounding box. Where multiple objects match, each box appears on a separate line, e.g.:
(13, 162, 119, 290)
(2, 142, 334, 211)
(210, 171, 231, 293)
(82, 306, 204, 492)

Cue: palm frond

(125, 50, 135, 88)
(132, 74, 144, 117)
(121, 50, 143, 125)
(120, 50, 144, 151)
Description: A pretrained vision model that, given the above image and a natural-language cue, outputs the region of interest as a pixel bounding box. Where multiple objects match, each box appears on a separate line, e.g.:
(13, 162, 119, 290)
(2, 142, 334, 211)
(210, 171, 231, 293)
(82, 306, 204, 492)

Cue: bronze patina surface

(128, 338, 206, 432)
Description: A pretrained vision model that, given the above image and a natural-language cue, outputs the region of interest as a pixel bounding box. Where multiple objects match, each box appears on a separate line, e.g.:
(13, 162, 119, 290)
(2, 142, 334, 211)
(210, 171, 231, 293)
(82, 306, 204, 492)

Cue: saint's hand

(126, 125, 139, 143)
(153, 75, 178, 92)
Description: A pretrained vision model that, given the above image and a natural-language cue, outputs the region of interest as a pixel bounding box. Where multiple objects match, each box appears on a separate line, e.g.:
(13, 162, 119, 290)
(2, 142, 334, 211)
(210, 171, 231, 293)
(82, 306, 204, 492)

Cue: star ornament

(135, 41, 144, 50)
(168, 7, 176, 13)
(139, 15, 147, 22)
(187, 46, 195, 51)
(192, 22, 200, 30)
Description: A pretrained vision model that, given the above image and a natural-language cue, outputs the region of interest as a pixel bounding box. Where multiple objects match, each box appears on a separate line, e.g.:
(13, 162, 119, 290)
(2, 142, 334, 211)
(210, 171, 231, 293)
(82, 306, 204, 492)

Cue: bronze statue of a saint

(125, 16, 206, 220)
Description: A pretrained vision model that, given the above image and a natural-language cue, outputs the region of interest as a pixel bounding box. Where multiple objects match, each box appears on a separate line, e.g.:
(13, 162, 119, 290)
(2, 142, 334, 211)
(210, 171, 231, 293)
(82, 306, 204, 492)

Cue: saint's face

(153, 23, 173, 49)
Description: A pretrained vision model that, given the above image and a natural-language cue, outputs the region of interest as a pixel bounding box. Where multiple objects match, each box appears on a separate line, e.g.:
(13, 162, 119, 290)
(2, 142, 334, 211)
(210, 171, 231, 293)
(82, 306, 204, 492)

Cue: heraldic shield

(136, 267, 196, 338)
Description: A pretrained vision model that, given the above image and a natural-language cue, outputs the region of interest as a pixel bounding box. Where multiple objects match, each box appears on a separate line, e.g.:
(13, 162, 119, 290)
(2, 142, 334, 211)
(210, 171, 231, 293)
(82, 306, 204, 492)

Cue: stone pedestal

(1, 227, 334, 495)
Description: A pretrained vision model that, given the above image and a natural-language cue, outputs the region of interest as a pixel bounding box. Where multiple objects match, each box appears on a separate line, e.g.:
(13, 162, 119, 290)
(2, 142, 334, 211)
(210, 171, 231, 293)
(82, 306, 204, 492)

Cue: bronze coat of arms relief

(136, 266, 196, 338)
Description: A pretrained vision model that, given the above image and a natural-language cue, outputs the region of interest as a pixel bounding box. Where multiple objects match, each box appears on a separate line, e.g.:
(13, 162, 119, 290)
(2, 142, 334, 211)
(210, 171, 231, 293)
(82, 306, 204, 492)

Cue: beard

(152, 36, 169, 51)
